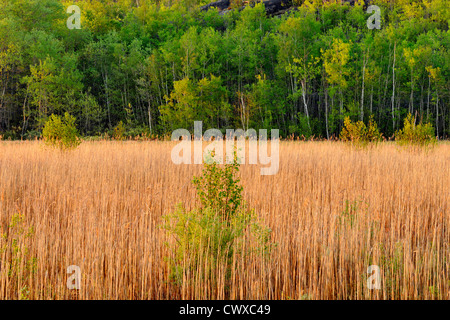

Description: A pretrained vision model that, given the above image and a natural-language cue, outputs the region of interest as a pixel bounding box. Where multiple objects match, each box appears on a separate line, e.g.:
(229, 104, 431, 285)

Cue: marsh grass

(0, 140, 448, 299)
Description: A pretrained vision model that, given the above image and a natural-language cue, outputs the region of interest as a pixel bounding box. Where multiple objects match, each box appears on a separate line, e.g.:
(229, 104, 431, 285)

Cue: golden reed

(0, 140, 448, 299)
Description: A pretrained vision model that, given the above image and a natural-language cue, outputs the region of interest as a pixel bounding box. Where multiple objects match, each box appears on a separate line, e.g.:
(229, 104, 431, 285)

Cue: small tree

(162, 151, 274, 298)
(113, 121, 126, 140)
(340, 115, 382, 147)
(395, 113, 436, 147)
(42, 113, 81, 150)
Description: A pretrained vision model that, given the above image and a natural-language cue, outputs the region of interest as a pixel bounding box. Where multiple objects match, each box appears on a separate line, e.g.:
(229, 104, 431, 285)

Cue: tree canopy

(0, 0, 449, 139)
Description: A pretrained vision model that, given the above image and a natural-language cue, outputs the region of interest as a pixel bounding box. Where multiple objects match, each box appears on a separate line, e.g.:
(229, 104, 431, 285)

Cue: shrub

(113, 121, 126, 140)
(395, 113, 436, 147)
(124, 125, 151, 140)
(340, 115, 382, 146)
(42, 113, 81, 150)
(24, 130, 41, 140)
(162, 151, 274, 297)
(1, 130, 18, 140)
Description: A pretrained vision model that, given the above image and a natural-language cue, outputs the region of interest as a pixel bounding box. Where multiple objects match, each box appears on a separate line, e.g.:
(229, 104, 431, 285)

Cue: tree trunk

(361, 50, 368, 121)
(301, 80, 311, 132)
(427, 76, 430, 120)
(436, 90, 439, 139)
(391, 42, 396, 133)
(325, 88, 329, 140)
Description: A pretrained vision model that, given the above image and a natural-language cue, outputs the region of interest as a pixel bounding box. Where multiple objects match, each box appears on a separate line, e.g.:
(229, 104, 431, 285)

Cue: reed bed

(0, 140, 448, 299)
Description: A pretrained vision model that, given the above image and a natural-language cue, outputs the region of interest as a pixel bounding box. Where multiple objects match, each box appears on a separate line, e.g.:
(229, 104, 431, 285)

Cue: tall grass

(0, 140, 448, 299)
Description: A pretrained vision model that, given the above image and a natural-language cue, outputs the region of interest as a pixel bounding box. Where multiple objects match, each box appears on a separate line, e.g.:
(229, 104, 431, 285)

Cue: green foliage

(192, 151, 243, 219)
(296, 113, 313, 138)
(395, 113, 437, 147)
(340, 115, 382, 146)
(42, 113, 81, 150)
(379, 242, 405, 298)
(0, 1, 449, 139)
(338, 199, 359, 229)
(162, 151, 274, 294)
(335, 199, 369, 237)
(0, 213, 38, 300)
(159, 75, 230, 132)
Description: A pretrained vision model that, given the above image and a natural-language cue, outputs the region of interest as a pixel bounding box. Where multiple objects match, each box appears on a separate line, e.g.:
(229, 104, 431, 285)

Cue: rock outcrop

(200, 0, 370, 17)
(200, 0, 293, 16)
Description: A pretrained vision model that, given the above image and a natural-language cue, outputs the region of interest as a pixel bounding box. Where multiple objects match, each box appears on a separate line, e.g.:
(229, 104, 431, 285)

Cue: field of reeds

(0, 140, 448, 300)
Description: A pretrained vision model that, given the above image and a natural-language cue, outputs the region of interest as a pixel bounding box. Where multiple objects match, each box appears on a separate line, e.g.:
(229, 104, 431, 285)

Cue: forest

(0, 0, 449, 139)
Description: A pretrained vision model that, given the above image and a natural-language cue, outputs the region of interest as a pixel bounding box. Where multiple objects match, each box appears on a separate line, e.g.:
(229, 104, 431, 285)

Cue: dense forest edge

(0, 0, 449, 140)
